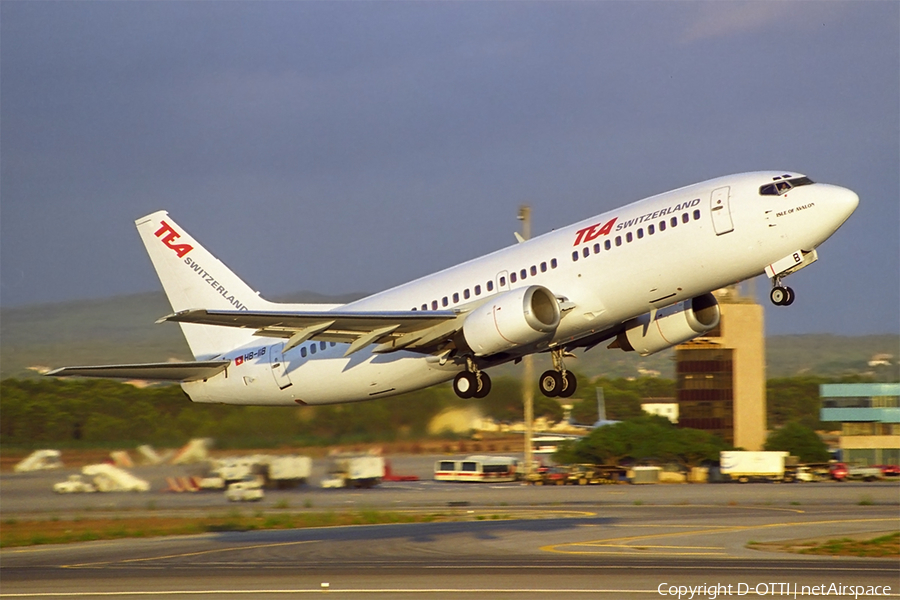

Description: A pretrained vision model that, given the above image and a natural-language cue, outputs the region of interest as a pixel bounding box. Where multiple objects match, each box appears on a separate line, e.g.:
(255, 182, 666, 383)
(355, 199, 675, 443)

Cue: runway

(3, 502, 898, 599)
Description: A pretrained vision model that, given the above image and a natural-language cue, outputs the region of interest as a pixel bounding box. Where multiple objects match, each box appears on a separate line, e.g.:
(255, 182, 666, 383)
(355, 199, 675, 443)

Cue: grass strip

(0, 510, 453, 548)
(797, 532, 899, 558)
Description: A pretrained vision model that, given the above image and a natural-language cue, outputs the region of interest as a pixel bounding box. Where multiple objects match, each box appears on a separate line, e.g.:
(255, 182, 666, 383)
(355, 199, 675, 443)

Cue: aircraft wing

(161, 308, 466, 356)
(45, 361, 231, 382)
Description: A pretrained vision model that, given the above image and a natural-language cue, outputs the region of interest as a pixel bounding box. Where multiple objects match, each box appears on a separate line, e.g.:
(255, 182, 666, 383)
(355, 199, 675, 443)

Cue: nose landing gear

(769, 275, 795, 306)
(769, 284, 795, 306)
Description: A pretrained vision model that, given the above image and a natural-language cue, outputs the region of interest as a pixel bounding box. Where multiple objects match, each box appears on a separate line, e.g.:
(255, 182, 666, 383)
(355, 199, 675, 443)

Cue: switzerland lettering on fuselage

(572, 198, 701, 245)
(153, 220, 248, 311)
(613, 198, 700, 232)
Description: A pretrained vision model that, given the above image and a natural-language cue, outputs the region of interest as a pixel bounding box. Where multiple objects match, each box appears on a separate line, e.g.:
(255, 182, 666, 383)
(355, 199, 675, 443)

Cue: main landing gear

(769, 277, 795, 306)
(539, 348, 577, 398)
(452, 357, 492, 399)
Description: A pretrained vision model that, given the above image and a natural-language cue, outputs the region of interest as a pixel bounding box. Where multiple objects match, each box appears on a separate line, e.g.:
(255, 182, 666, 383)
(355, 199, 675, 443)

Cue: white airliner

(48, 172, 858, 405)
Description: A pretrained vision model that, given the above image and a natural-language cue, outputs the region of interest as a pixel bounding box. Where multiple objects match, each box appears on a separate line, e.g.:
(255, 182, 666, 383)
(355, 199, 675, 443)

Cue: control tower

(675, 285, 766, 450)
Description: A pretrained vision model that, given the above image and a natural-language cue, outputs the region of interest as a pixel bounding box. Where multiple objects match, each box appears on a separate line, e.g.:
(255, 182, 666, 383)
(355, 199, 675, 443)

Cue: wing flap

(45, 361, 230, 382)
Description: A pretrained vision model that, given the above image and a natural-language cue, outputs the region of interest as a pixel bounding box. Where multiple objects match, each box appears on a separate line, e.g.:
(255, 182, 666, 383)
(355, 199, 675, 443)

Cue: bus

(434, 455, 519, 482)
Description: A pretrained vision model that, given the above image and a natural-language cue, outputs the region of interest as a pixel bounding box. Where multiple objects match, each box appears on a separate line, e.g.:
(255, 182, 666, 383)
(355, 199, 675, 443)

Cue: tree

(557, 414, 729, 466)
(764, 422, 830, 463)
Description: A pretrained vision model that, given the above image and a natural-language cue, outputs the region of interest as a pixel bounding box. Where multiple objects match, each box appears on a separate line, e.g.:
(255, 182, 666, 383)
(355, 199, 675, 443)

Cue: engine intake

(614, 293, 720, 356)
(462, 286, 561, 356)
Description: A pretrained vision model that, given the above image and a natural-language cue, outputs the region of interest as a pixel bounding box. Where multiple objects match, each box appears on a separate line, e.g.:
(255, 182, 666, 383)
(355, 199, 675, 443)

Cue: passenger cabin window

(464, 289, 470, 300)
(540, 262, 547, 272)
(452, 292, 459, 303)
(510, 272, 517, 283)
(475, 284, 482, 295)
(432, 300, 438, 310)
(670, 217, 678, 227)
(682, 213, 689, 223)
(442, 297, 448, 307)
(626, 232, 633, 243)
(530, 265, 537, 276)
(499, 276, 506, 287)
(310, 344, 316, 355)
(582, 247, 590, 258)
(421, 304, 427, 311)
(551, 258, 558, 269)
(605, 239, 612, 250)
(693, 209, 700, 220)
(320, 341, 326, 351)
(572, 250, 579, 261)
(487, 280, 494, 291)
(649, 224, 655, 235)
(301, 347, 307, 358)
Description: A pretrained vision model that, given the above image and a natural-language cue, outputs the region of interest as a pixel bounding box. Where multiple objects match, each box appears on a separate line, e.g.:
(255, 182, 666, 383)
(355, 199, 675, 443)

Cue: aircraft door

(496, 271, 510, 291)
(269, 344, 293, 390)
(710, 186, 734, 235)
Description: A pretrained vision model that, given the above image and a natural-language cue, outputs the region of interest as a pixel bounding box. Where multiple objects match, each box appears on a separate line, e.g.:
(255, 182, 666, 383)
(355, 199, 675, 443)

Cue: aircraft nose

(819, 184, 859, 227)
(832, 185, 859, 225)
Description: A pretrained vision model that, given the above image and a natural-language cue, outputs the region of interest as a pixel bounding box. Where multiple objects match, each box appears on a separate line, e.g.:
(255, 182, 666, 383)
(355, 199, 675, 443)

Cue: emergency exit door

(269, 344, 293, 390)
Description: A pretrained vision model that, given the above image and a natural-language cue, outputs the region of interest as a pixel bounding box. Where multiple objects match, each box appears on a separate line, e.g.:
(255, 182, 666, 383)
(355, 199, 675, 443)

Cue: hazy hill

(1, 292, 897, 381)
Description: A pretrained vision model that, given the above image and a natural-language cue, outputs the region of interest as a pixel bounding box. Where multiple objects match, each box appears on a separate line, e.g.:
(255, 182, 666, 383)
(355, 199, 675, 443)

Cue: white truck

(720, 451, 790, 483)
(321, 455, 385, 489)
(209, 454, 311, 488)
(225, 477, 265, 502)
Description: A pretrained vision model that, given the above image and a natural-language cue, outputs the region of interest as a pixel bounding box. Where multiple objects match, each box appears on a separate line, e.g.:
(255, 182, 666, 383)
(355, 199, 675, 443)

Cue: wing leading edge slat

(161, 308, 464, 353)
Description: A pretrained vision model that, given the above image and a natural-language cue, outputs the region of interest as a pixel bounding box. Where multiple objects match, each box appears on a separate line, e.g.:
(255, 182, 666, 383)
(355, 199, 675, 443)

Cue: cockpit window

(759, 176, 815, 196)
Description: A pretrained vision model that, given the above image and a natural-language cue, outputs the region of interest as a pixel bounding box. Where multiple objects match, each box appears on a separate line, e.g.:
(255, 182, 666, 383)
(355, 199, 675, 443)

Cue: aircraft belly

(282, 351, 455, 405)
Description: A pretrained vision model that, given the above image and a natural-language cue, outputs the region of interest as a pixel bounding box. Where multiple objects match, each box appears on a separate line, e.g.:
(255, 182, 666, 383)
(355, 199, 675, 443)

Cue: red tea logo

(154, 221, 193, 258)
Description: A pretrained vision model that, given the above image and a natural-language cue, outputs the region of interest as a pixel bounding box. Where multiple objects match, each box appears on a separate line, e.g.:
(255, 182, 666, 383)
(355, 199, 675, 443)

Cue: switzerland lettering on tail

(135, 211, 265, 359)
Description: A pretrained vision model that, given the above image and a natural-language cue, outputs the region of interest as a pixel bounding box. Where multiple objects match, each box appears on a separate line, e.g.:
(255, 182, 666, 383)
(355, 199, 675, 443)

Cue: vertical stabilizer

(135, 211, 271, 360)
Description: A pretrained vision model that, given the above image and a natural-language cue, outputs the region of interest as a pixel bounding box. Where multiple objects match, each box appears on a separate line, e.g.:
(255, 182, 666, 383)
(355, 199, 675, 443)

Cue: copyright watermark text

(657, 582, 893, 599)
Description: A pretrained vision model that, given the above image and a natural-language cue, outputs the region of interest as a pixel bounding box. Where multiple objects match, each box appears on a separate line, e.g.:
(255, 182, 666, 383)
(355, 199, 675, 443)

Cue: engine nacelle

(614, 293, 720, 357)
(462, 285, 561, 356)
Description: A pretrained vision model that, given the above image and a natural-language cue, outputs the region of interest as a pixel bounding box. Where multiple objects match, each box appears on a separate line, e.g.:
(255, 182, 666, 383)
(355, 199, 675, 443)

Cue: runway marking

(62, 539, 320, 569)
(542, 517, 900, 556)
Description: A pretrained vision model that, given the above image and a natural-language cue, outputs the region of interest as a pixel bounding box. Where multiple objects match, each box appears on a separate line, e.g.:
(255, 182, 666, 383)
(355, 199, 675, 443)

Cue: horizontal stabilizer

(45, 361, 230, 382)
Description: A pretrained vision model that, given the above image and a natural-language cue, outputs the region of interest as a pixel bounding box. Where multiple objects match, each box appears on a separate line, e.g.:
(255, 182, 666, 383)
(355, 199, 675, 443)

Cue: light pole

(517, 205, 534, 476)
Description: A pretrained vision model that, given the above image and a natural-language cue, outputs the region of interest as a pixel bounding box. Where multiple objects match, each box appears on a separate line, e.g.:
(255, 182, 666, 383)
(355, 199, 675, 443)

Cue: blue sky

(2, 1, 897, 335)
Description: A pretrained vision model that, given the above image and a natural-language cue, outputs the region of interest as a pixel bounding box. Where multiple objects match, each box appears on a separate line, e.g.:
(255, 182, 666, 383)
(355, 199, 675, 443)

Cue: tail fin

(136, 211, 272, 360)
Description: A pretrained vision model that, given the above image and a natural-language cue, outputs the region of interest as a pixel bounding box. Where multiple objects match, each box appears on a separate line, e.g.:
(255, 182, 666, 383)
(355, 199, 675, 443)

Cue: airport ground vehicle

(525, 465, 569, 485)
(567, 464, 625, 485)
(434, 456, 519, 482)
(322, 455, 385, 488)
(208, 454, 311, 488)
(225, 478, 264, 501)
(720, 451, 792, 483)
(845, 464, 883, 482)
(53, 475, 96, 494)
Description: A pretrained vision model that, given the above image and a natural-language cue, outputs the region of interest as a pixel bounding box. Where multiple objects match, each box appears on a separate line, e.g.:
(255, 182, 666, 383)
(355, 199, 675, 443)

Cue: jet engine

(462, 285, 561, 356)
(613, 293, 720, 356)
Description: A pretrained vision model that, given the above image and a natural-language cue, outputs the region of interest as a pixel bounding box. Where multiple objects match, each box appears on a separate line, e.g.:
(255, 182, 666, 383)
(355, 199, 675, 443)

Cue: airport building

(675, 286, 766, 450)
(820, 383, 900, 466)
